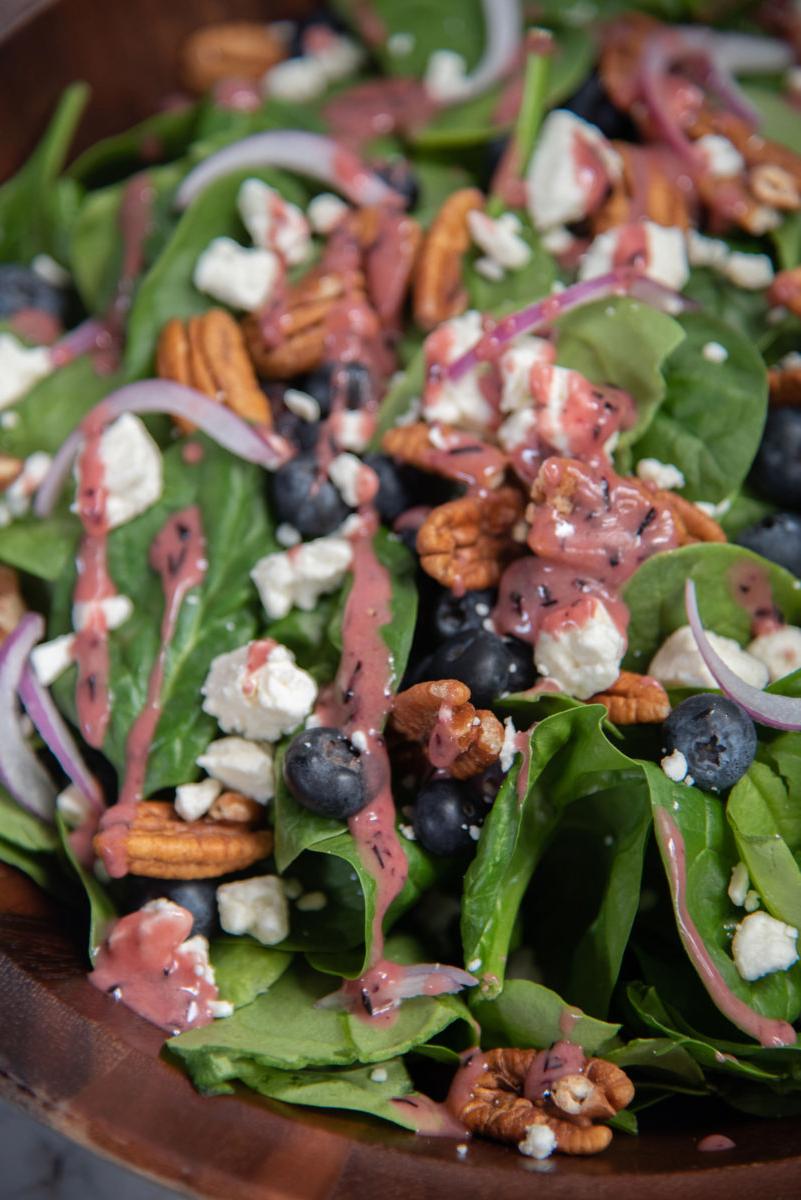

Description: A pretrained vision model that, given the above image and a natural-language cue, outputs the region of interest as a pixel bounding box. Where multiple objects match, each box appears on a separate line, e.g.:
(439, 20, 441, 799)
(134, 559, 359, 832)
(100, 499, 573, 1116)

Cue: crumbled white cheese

(328, 452, 367, 508)
(540, 226, 577, 256)
(196, 736, 275, 803)
(424, 49, 469, 103)
(72, 413, 162, 532)
(723, 251, 775, 290)
(296, 890, 327, 912)
(176, 935, 216, 988)
(275, 522, 301, 548)
(422, 311, 494, 432)
(526, 110, 621, 232)
(283, 388, 320, 423)
(238, 178, 311, 267)
(309, 32, 363, 82)
(473, 256, 505, 282)
(0, 451, 52, 521)
(282, 877, 303, 900)
(467, 211, 531, 273)
(194, 236, 280, 310)
(661, 749, 689, 783)
(174, 777, 222, 823)
(263, 56, 328, 102)
(579, 221, 689, 292)
(0, 334, 52, 409)
(72, 593, 133, 634)
(499, 717, 519, 773)
(334, 409, 372, 453)
(209, 999, 235, 1019)
(745, 890, 761, 913)
(388, 31, 415, 56)
(466, 957, 482, 973)
(731, 911, 799, 981)
(202, 641, 317, 741)
(497, 409, 535, 453)
(748, 626, 801, 683)
(648, 624, 768, 690)
(702, 341, 729, 364)
(399, 823, 416, 841)
(728, 861, 750, 908)
(695, 497, 731, 519)
(636, 458, 686, 491)
(307, 192, 349, 235)
(499, 336, 555, 413)
(686, 230, 730, 269)
(217, 876, 289, 946)
(350, 730, 368, 752)
(695, 134, 744, 178)
(251, 535, 352, 620)
(534, 598, 626, 700)
(519, 1124, 557, 1160)
(56, 784, 92, 828)
(32, 253, 70, 287)
(370, 1067, 389, 1084)
(30, 633, 75, 687)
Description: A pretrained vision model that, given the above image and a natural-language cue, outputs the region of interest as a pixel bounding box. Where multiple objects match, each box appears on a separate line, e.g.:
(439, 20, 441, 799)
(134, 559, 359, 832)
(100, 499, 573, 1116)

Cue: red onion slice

(316, 961, 478, 1013)
(677, 27, 793, 76)
(446, 269, 693, 382)
(34, 380, 293, 518)
(686, 579, 801, 730)
(426, 0, 522, 104)
(19, 665, 103, 814)
(0, 615, 57, 822)
(175, 131, 399, 211)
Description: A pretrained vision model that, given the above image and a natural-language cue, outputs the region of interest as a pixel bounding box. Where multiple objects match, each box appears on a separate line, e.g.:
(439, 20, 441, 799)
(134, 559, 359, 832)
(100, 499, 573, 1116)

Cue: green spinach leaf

(474, 978, 619, 1054)
(56, 812, 116, 961)
(727, 764, 801, 929)
(68, 105, 200, 187)
(465, 216, 556, 313)
(0, 515, 80, 581)
(210, 938, 293, 1008)
(0, 356, 124, 459)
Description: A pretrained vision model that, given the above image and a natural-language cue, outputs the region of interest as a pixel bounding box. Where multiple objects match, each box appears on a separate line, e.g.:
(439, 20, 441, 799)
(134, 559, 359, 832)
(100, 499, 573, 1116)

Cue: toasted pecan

(382, 422, 507, 489)
(413, 188, 484, 331)
(180, 21, 287, 93)
(390, 679, 504, 779)
(592, 143, 692, 234)
(0, 566, 25, 642)
(656, 489, 726, 545)
(208, 792, 264, 824)
(416, 488, 524, 592)
(157, 309, 271, 430)
(588, 670, 670, 724)
(0, 454, 23, 492)
(94, 800, 271, 879)
(769, 365, 801, 408)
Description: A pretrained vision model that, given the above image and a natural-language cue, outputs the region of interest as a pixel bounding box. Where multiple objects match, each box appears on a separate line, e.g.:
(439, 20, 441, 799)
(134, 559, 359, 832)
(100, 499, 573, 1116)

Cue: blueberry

(112, 877, 221, 939)
(274, 409, 320, 453)
(272, 453, 349, 536)
(359, 453, 417, 523)
(483, 135, 509, 187)
(662, 694, 757, 792)
(750, 409, 801, 509)
(301, 361, 373, 417)
(433, 588, 497, 641)
(429, 629, 536, 707)
(562, 71, 638, 141)
(0, 263, 67, 320)
(284, 726, 367, 818)
(736, 512, 801, 577)
(374, 159, 419, 209)
(412, 778, 485, 856)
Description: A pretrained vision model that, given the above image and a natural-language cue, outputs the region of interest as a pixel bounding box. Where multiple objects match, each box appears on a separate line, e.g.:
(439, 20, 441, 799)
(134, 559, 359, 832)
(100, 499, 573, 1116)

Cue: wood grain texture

(0, 864, 801, 1198)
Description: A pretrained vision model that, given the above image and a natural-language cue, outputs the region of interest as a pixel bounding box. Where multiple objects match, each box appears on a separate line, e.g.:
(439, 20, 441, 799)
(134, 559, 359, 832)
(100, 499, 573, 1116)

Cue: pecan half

(588, 670, 670, 724)
(361, 207, 422, 325)
(390, 679, 504, 779)
(180, 21, 287, 93)
(413, 188, 484, 331)
(94, 800, 271, 879)
(0, 454, 22, 491)
(382, 422, 508, 489)
(416, 488, 524, 592)
(592, 143, 692, 234)
(0, 566, 25, 642)
(656, 489, 726, 545)
(157, 309, 271, 431)
(208, 792, 264, 824)
(769, 365, 801, 408)
(458, 1046, 634, 1157)
(750, 163, 801, 211)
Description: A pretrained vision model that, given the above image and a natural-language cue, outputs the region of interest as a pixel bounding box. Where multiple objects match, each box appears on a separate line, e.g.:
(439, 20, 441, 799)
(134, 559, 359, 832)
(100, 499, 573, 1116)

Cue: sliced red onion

(677, 28, 793, 76)
(175, 131, 399, 211)
(639, 31, 702, 167)
(34, 380, 293, 518)
(426, 0, 521, 104)
(0, 615, 56, 822)
(316, 962, 478, 1012)
(446, 269, 693, 382)
(19, 665, 103, 814)
(49, 318, 111, 369)
(686, 579, 801, 730)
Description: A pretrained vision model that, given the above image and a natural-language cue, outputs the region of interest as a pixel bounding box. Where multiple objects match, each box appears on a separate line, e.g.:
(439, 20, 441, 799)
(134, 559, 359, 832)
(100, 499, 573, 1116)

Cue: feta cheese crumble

(0, 334, 52, 409)
(728, 862, 750, 908)
(467, 210, 532, 273)
(251, 535, 352, 620)
(283, 388, 320, 422)
(56, 784, 92, 828)
(175, 777, 222, 823)
(635, 458, 686, 491)
(500, 717, 519, 773)
(648, 625, 768, 690)
(498, 336, 555, 414)
(526, 110, 621, 232)
(702, 341, 728, 364)
(307, 192, 349, 235)
(579, 221, 689, 292)
(217, 876, 289, 945)
(31, 633, 75, 686)
(519, 1124, 557, 1160)
(423, 311, 495, 432)
(747, 627, 801, 683)
(695, 134, 744, 178)
(73, 593, 133, 633)
(196, 737, 275, 803)
(0, 451, 52, 525)
(194, 237, 280, 310)
(328, 451, 370, 508)
(370, 1067, 389, 1084)
(264, 56, 328, 102)
(424, 49, 469, 103)
(661, 749, 688, 783)
(295, 890, 327, 912)
(72, 413, 163, 530)
(238, 178, 311, 266)
(731, 911, 799, 981)
(534, 597, 625, 700)
(202, 641, 317, 741)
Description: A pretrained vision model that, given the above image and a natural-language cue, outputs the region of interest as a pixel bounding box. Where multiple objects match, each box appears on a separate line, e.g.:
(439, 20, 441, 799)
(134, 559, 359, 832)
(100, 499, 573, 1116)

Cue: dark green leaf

(0, 788, 58, 854)
(465, 216, 556, 313)
(372, 350, 424, 445)
(230, 1057, 418, 1126)
(741, 85, 801, 155)
(0, 357, 124, 459)
(0, 515, 80, 581)
(55, 812, 116, 961)
(772, 212, 801, 273)
(68, 105, 200, 187)
(474, 978, 619, 1054)
(727, 764, 801, 929)
(210, 938, 293, 1008)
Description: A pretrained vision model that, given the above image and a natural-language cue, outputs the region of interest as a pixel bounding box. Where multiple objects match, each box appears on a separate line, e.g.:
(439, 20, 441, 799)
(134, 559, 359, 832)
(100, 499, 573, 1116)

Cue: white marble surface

(0, 1098, 182, 1198)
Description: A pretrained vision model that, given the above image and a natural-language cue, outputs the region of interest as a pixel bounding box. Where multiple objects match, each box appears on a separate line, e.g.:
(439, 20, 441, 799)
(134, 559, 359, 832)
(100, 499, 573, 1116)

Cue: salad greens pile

(5, 0, 801, 1154)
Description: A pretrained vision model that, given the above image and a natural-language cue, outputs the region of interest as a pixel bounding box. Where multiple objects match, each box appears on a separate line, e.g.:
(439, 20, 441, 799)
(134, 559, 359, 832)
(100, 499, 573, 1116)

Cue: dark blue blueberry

(412, 778, 485, 856)
(301, 361, 373, 417)
(750, 409, 801, 509)
(736, 512, 801, 577)
(0, 263, 67, 320)
(362, 453, 424, 524)
(274, 408, 320, 453)
(430, 629, 536, 707)
(562, 71, 638, 141)
(284, 726, 367, 818)
(374, 159, 419, 209)
(662, 694, 757, 792)
(483, 135, 509, 188)
(113, 877, 221, 939)
(272, 452, 350, 536)
(433, 588, 497, 641)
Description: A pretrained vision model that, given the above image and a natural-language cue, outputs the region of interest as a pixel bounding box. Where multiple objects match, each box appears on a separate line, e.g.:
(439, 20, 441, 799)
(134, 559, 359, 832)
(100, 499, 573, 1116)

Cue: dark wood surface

(1, 864, 801, 1199)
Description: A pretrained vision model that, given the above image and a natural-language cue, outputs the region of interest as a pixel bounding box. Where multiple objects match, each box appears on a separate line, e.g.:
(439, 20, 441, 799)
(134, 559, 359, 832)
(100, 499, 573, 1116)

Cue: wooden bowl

(1, 3, 801, 1195)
